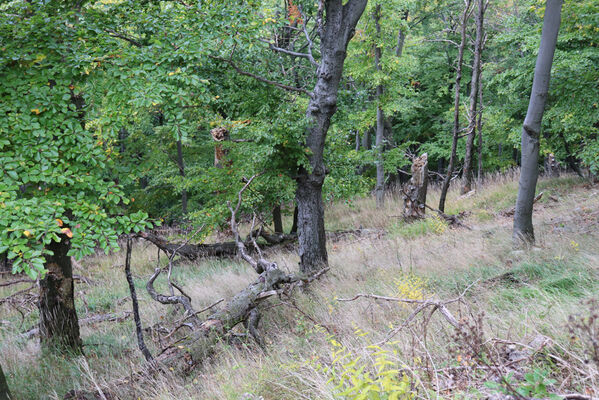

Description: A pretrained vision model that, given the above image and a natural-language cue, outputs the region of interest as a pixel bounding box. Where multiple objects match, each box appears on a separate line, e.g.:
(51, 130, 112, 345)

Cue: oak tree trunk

(462, 0, 485, 194)
(272, 204, 283, 233)
(290, 204, 298, 234)
(438, 0, 472, 212)
(296, 0, 368, 274)
(39, 235, 82, 352)
(513, 0, 563, 244)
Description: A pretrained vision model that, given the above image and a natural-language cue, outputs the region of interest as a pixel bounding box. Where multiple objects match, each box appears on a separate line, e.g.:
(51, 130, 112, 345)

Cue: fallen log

(65, 175, 329, 399)
(139, 228, 381, 262)
(138, 231, 297, 261)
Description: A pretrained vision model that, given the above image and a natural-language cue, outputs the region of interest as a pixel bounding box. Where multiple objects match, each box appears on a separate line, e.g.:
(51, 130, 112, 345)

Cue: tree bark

(462, 0, 485, 194)
(374, 3, 385, 208)
(290, 204, 298, 234)
(296, 0, 368, 274)
(39, 234, 82, 352)
(0, 363, 10, 400)
(272, 204, 283, 233)
(125, 238, 153, 362)
(513, 0, 563, 245)
(361, 127, 372, 150)
(403, 153, 428, 220)
(438, 0, 472, 212)
(211, 127, 230, 168)
(476, 69, 484, 182)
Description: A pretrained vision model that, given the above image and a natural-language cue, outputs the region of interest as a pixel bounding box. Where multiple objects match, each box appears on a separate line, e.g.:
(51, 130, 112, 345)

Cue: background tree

(461, 0, 486, 194)
(513, 0, 564, 244)
(438, 0, 473, 212)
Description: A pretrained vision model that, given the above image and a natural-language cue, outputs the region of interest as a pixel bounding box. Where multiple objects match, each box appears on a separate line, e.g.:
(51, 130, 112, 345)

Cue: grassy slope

(1, 174, 598, 399)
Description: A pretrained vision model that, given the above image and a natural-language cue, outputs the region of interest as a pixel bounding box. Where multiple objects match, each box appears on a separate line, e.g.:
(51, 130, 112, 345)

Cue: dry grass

(1, 173, 599, 399)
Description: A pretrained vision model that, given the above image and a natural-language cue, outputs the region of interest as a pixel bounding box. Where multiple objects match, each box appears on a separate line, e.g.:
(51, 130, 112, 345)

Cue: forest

(1, 0, 598, 398)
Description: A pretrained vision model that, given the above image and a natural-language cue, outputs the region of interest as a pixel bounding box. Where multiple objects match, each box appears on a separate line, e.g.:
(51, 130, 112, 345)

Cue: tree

(373, 3, 386, 208)
(0, 363, 10, 400)
(295, 0, 368, 273)
(0, 1, 151, 351)
(461, 0, 486, 194)
(513, 0, 563, 244)
(438, 0, 473, 213)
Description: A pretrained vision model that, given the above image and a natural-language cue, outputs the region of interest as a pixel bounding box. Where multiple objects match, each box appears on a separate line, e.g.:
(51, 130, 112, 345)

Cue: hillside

(1, 174, 598, 399)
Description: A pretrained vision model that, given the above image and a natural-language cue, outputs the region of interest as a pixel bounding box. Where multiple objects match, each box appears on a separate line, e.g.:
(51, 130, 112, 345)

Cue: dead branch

(0, 278, 34, 287)
(501, 191, 544, 217)
(423, 203, 471, 229)
(125, 237, 153, 362)
(338, 281, 478, 345)
(23, 311, 132, 339)
(227, 174, 274, 274)
(146, 268, 201, 328)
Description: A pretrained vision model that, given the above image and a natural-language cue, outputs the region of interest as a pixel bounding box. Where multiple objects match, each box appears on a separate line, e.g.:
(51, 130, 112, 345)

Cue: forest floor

(2, 173, 599, 400)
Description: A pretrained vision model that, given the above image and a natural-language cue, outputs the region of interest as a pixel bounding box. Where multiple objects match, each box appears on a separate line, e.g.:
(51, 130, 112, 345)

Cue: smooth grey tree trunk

(0, 363, 10, 400)
(438, 0, 472, 212)
(513, 0, 563, 244)
(296, 0, 368, 274)
(462, 0, 485, 194)
(374, 4, 385, 208)
(39, 235, 82, 352)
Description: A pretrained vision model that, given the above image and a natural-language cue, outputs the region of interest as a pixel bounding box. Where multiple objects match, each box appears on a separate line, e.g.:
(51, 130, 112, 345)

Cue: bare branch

(125, 237, 153, 362)
(211, 54, 312, 97)
(146, 268, 201, 328)
(338, 280, 478, 345)
(265, 40, 319, 68)
(105, 29, 143, 47)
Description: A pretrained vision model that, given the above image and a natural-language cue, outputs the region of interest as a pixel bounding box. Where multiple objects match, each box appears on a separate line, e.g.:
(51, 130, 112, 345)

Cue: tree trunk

(272, 204, 283, 233)
(513, 0, 563, 245)
(438, 0, 472, 212)
(211, 127, 230, 168)
(403, 153, 428, 220)
(290, 204, 298, 234)
(374, 4, 385, 208)
(0, 362, 10, 400)
(545, 153, 559, 177)
(560, 132, 584, 178)
(462, 0, 485, 194)
(476, 70, 484, 182)
(296, 0, 368, 274)
(395, 10, 409, 57)
(361, 127, 372, 150)
(39, 235, 82, 352)
(124, 238, 153, 362)
(176, 138, 187, 215)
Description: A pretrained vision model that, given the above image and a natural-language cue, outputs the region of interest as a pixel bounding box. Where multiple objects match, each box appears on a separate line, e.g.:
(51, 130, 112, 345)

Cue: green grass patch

(388, 216, 448, 239)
